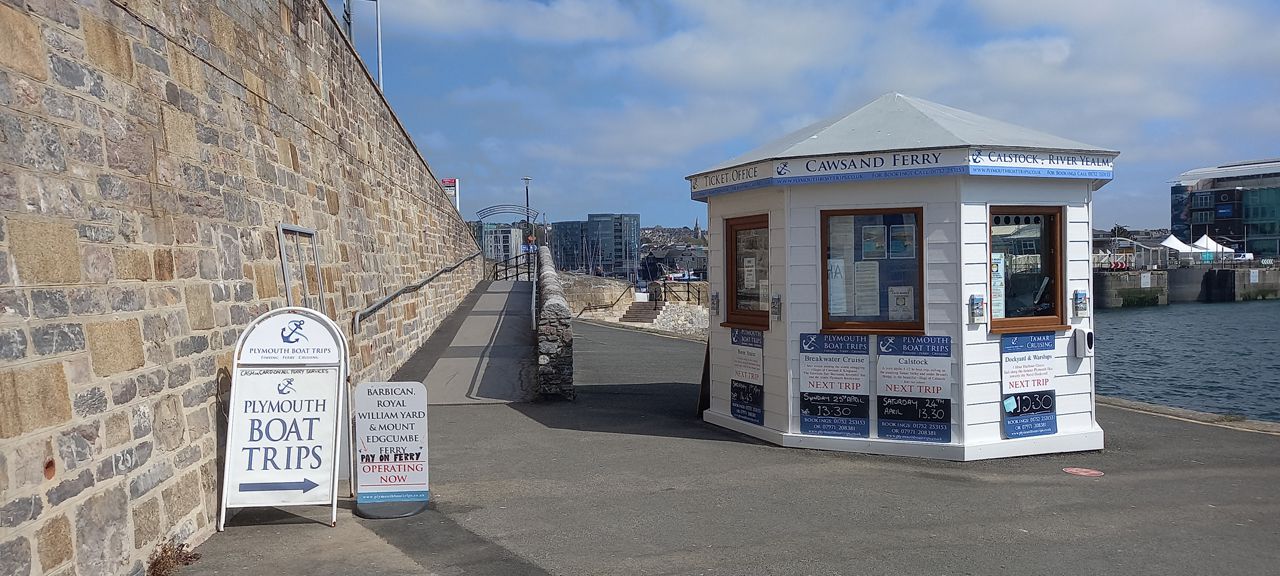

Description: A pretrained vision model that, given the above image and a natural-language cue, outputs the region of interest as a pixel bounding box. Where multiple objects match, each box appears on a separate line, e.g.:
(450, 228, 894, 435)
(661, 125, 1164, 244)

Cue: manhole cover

(1063, 467, 1104, 477)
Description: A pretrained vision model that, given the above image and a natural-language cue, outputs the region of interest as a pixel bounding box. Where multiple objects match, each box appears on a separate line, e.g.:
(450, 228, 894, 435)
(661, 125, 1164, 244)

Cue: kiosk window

(821, 208, 924, 333)
(989, 207, 1065, 332)
(725, 214, 769, 329)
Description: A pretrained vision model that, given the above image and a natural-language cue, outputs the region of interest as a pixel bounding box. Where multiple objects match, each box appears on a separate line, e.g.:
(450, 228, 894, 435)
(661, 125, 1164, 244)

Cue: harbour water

(1095, 299, 1280, 422)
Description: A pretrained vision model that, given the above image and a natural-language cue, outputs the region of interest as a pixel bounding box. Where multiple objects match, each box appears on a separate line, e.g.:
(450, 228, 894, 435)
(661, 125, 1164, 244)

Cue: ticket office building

(693, 94, 1117, 461)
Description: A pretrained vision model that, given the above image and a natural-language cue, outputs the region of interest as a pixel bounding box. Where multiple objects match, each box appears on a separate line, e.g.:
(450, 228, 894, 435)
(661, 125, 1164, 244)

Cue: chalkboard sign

(1000, 332, 1057, 439)
(800, 392, 869, 437)
(1002, 390, 1057, 438)
(730, 379, 764, 425)
(877, 395, 951, 442)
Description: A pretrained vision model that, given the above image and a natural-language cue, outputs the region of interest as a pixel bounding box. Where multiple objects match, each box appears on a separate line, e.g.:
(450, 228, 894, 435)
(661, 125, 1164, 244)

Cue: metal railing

(491, 252, 537, 281)
(351, 250, 483, 336)
(654, 280, 705, 305)
(577, 284, 634, 317)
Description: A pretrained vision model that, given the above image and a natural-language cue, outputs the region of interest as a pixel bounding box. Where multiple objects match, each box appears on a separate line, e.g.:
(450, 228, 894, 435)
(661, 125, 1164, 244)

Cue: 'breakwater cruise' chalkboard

(219, 307, 348, 531)
(799, 333, 869, 437)
(875, 335, 952, 442)
(730, 328, 765, 425)
(1000, 332, 1057, 438)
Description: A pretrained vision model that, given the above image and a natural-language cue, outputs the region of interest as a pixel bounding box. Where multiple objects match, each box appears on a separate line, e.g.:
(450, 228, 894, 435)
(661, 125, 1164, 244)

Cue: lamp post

(522, 177, 532, 241)
(522, 176, 532, 280)
(342, 0, 383, 89)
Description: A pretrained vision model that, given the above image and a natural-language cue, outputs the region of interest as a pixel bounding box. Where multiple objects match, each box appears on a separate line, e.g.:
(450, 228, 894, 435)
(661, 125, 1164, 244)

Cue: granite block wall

(0, 0, 482, 574)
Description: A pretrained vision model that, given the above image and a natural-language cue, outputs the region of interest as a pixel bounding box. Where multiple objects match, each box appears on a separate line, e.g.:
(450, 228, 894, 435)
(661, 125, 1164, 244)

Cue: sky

(332, 0, 1280, 229)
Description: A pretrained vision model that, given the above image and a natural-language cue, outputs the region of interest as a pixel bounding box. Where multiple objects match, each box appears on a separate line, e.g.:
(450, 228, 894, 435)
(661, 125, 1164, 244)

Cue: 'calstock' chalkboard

(876, 396, 951, 442)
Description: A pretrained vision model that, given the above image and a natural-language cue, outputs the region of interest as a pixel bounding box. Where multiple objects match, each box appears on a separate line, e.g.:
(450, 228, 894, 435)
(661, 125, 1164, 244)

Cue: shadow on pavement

(509, 381, 763, 444)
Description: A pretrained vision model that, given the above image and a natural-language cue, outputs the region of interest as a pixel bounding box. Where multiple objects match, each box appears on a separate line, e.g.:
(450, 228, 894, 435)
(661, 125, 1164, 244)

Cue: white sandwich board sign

(219, 307, 348, 530)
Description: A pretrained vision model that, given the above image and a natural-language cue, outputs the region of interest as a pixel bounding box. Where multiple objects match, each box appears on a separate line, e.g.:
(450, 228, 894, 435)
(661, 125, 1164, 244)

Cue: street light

(343, 0, 383, 89)
(521, 176, 532, 242)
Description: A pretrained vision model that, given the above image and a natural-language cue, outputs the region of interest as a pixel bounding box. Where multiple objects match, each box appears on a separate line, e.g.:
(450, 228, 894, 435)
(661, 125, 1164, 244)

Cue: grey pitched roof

(700, 93, 1116, 173)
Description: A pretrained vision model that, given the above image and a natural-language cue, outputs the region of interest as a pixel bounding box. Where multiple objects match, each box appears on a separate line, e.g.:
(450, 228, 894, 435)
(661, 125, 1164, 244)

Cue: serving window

(724, 214, 769, 329)
(989, 206, 1066, 333)
(821, 208, 924, 333)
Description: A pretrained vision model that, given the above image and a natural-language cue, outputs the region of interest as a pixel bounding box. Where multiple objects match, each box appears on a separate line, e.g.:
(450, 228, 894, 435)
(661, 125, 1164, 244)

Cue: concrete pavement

(195, 320, 1280, 575)
(392, 280, 534, 405)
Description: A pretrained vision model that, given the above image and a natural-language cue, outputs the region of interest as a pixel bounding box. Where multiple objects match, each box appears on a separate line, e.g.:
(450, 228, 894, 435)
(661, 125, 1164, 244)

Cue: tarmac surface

(196, 319, 1280, 575)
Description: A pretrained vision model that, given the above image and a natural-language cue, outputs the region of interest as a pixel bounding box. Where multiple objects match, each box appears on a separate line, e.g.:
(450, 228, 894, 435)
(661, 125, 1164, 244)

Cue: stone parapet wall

(1094, 271, 1167, 308)
(559, 273, 632, 321)
(535, 246, 572, 399)
(0, 1, 481, 574)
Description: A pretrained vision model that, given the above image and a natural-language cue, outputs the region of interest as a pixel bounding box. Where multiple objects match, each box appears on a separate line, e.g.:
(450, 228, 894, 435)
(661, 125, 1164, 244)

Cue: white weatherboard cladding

(782, 177, 965, 439)
(958, 177, 1097, 446)
(704, 172, 1102, 458)
(707, 189, 788, 431)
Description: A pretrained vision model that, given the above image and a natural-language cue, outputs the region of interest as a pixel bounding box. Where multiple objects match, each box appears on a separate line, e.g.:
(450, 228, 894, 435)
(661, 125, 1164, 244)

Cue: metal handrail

(351, 249, 483, 336)
(577, 284, 635, 317)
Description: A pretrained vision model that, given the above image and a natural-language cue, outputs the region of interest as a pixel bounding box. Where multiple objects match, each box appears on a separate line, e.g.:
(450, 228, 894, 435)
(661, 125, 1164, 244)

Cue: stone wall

(535, 246, 572, 399)
(650, 302, 709, 339)
(1094, 271, 1167, 308)
(559, 273, 632, 321)
(0, 0, 482, 574)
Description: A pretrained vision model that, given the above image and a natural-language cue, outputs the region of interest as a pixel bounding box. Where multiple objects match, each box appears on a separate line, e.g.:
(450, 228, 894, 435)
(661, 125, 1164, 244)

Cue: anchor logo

(801, 334, 819, 352)
(277, 378, 296, 395)
(776, 161, 789, 176)
(970, 149, 983, 164)
(879, 336, 896, 354)
(281, 319, 308, 344)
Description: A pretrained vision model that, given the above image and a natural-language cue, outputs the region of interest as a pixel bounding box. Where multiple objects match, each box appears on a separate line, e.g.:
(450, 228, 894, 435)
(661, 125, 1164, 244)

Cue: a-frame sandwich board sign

(218, 306, 348, 530)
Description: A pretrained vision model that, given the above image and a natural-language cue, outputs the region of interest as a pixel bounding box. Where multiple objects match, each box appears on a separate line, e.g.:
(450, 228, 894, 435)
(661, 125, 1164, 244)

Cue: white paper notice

(743, 257, 757, 289)
(888, 286, 913, 321)
(853, 260, 880, 317)
(828, 259, 847, 315)
(991, 253, 1006, 319)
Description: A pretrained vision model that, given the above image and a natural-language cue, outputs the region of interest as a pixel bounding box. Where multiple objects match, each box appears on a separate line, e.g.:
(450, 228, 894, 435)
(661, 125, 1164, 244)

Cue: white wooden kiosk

(691, 93, 1117, 460)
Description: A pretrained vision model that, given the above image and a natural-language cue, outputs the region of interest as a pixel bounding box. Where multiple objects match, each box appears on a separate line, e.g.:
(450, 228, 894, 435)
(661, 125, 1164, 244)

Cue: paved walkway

(196, 321, 1280, 576)
(391, 280, 534, 405)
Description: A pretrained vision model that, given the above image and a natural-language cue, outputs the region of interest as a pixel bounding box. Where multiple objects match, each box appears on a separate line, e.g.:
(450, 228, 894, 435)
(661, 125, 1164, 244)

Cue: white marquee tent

(1192, 234, 1234, 253)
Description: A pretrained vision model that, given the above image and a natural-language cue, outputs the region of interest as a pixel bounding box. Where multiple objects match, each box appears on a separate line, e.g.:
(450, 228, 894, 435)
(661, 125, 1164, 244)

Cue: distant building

(479, 223, 521, 262)
(587, 213, 641, 279)
(551, 220, 587, 271)
(641, 244, 707, 280)
(1172, 158, 1280, 256)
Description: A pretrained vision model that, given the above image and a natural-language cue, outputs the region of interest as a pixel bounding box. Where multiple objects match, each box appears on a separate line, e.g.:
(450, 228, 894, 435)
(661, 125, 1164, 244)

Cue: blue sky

(332, 0, 1280, 229)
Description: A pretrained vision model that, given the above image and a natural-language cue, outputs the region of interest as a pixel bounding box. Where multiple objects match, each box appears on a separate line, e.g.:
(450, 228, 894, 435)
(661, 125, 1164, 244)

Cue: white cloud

(383, 0, 641, 43)
(524, 97, 762, 172)
(600, 0, 869, 93)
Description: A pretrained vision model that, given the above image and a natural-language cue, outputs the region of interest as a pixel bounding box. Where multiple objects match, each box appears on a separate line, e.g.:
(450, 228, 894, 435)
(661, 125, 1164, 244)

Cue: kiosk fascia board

(691, 94, 1117, 461)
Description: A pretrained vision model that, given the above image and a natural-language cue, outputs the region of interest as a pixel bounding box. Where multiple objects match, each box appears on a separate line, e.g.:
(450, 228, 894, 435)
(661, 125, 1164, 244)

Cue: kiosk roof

(698, 93, 1115, 174)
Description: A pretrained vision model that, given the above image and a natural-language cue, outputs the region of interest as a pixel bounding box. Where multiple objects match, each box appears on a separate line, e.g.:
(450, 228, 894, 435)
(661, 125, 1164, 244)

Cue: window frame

(723, 214, 770, 330)
(820, 207, 926, 335)
(988, 205, 1068, 334)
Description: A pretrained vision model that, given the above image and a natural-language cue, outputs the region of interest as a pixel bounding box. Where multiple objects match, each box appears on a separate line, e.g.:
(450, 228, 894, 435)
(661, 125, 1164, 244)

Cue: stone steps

(619, 300, 665, 323)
